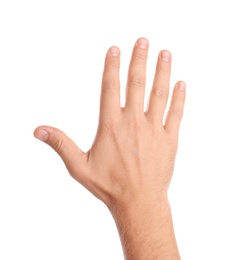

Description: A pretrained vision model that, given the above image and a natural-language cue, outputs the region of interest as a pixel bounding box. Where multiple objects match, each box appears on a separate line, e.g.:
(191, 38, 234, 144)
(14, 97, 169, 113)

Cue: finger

(146, 50, 172, 123)
(164, 81, 186, 135)
(100, 46, 121, 121)
(125, 37, 149, 114)
(34, 126, 88, 181)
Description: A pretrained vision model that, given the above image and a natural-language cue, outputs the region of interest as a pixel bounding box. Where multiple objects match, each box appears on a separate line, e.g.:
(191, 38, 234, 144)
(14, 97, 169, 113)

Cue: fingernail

(35, 129, 49, 142)
(178, 81, 186, 91)
(110, 46, 120, 56)
(161, 50, 171, 62)
(136, 38, 148, 49)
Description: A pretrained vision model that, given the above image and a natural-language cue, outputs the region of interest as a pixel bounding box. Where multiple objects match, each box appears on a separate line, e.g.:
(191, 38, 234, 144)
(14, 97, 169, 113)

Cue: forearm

(110, 197, 180, 260)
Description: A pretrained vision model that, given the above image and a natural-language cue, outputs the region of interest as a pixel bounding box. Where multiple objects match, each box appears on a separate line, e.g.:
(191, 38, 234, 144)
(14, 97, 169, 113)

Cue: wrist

(110, 195, 171, 221)
(108, 195, 180, 260)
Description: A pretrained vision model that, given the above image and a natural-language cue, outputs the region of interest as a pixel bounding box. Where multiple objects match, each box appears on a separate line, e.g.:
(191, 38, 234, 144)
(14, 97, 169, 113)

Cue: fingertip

(109, 46, 120, 57)
(160, 50, 171, 62)
(176, 81, 186, 91)
(34, 126, 50, 142)
(136, 37, 149, 49)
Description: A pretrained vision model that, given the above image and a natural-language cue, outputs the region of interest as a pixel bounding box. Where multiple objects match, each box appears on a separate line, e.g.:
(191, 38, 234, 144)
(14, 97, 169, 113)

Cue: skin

(34, 37, 186, 260)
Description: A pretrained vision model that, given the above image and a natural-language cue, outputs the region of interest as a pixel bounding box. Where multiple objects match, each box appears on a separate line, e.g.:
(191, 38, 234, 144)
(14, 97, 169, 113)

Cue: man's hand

(34, 37, 186, 259)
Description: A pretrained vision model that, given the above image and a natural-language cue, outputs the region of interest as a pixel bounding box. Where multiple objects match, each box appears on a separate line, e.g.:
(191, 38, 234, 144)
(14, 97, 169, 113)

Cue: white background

(0, 0, 249, 259)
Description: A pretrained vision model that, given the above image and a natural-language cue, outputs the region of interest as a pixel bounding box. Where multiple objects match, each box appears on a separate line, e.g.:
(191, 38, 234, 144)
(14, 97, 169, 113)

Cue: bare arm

(111, 197, 180, 259)
(34, 37, 186, 259)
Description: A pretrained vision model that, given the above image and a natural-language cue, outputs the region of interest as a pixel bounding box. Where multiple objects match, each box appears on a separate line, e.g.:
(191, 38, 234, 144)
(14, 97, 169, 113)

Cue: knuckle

(102, 79, 118, 92)
(100, 121, 119, 134)
(128, 117, 144, 132)
(129, 75, 145, 88)
(157, 62, 170, 73)
(52, 138, 63, 153)
(107, 58, 120, 69)
(174, 93, 185, 102)
(134, 51, 147, 62)
(169, 106, 183, 119)
(163, 135, 178, 158)
(130, 122, 141, 131)
(152, 88, 168, 99)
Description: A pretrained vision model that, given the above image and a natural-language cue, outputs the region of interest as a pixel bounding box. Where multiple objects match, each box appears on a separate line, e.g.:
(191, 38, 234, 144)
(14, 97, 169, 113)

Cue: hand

(34, 37, 186, 210)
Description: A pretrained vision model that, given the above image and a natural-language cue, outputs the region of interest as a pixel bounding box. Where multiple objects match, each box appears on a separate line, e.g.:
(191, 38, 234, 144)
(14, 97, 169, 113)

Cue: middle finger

(125, 38, 149, 115)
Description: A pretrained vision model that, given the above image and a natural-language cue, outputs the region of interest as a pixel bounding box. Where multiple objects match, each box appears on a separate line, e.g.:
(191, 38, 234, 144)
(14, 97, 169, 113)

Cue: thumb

(34, 125, 88, 180)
